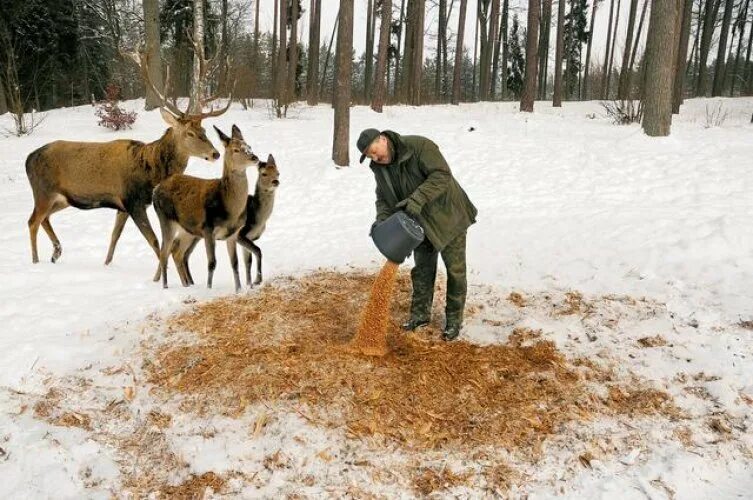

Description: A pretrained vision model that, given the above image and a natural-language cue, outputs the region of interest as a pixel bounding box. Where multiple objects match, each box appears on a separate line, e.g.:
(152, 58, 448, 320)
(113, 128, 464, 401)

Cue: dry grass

(145, 270, 677, 455)
(159, 472, 226, 499)
(637, 335, 668, 348)
(412, 466, 471, 495)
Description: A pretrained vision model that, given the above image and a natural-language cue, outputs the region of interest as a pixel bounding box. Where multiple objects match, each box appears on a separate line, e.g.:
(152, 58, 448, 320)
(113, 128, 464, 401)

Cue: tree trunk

(452, 0, 469, 104)
(478, 1, 491, 100)
(500, 0, 510, 98)
(583, 0, 598, 100)
(321, 9, 339, 99)
(436, 0, 448, 101)
(487, 0, 501, 99)
(521, 0, 540, 111)
(275, 0, 288, 115)
(394, 0, 406, 97)
(618, 0, 639, 99)
(143, 0, 162, 110)
(538, 0, 553, 100)
(606, 0, 622, 98)
(697, 0, 722, 95)
(643, 0, 680, 136)
(712, 0, 735, 95)
(307, 0, 321, 105)
(0, 74, 7, 115)
(553, 0, 566, 105)
(728, 0, 749, 95)
(491, 0, 507, 98)
(629, 0, 649, 72)
(253, 0, 261, 97)
(744, 9, 753, 93)
(690, 0, 703, 85)
(332, 0, 353, 166)
(189, 0, 206, 114)
(602, 0, 616, 98)
(287, 0, 299, 103)
(473, 3, 480, 99)
(272, 0, 279, 89)
(403, 0, 425, 105)
(372, 0, 392, 111)
(364, 0, 375, 101)
(672, 0, 693, 112)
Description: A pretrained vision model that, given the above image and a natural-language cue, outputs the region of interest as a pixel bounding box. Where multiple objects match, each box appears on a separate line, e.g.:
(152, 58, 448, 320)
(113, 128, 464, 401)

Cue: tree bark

(403, 0, 425, 105)
(643, 0, 679, 136)
(473, 2, 480, 99)
(189, 0, 205, 114)
(478, 0, 491, 100)
(491, 0, 507, 98)
(143, 0, 162, 110)
(583, 0, 598, 100)
(332, 0, 353, 166)
(372, 0, 392, 111)
(364, 0, 375, 101)
(521, 0, 540, 111)
(452, 0, 469, 104)
(252, 0, 261, 97)
(275, 0, 288, 114)
(629, 0, 649, 71)
(287, 0, 299, 103)
(272, 0, 279, 89)
(307, 0, 321, 104)
(553, 0, 566, 105)
(618, 0, 639, 99)
(394, 0, 406, 97)
(602, 0, 616, 99)
(727, 0, 749, 95)
(712, 0, 735, 95)
(744, 8, 753, 93)
(672, 0, 693, 112)
(436, 0, 447, 100)
(0, 73, 7, 115)
(606, 0, 622, 99)
(697, 0, 722, 96)
(538, 0, 553, 100)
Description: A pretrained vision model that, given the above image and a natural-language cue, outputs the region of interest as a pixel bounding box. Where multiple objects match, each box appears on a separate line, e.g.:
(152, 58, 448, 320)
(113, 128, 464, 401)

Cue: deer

(171, 154, 280, 290)
(237, 156, 280, 287)
(24, 47, 230, 274)
(153, 125, 260, 292)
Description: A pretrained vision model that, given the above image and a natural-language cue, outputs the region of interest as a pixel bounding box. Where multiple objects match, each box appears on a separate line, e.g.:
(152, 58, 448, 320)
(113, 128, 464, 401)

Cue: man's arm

(375, 185, 392, 222)
(406, 141, 451, 211)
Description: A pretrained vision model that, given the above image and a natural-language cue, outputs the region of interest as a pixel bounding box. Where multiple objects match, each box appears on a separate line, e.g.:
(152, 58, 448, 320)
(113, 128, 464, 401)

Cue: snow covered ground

(0, 97, 752, 498)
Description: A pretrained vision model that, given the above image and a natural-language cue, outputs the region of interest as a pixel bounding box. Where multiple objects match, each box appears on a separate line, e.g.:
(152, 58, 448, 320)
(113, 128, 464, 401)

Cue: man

(357, 128, 477, 341)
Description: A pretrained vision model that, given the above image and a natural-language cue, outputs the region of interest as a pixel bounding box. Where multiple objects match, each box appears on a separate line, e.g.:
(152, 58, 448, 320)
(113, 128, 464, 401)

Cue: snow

(1, 97, 752, 498)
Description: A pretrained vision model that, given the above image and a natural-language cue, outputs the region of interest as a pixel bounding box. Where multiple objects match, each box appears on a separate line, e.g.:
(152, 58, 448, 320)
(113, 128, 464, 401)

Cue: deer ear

(231, 124, 243, 141)
(266, 154, 275, 165)
(214, 125, 231, 146)
(160, 108, 180, 127)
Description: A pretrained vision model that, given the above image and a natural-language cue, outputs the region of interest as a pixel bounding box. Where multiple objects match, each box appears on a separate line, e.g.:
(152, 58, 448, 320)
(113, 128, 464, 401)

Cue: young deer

(237, 156, 280, 287)
(153, 125, 259, 291)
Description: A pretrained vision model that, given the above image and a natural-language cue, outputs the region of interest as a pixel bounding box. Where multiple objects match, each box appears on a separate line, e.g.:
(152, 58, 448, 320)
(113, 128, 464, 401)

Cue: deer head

(214, 125, 260, 173)
(257, 154, 280, 193)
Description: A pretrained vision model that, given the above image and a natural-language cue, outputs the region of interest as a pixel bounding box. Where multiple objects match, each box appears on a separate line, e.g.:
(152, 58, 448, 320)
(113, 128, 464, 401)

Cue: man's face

(365, 135, 392, 165)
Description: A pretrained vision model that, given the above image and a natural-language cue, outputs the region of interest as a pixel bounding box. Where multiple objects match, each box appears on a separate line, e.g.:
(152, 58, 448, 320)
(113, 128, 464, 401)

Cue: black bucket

(371, 211, 425, 264)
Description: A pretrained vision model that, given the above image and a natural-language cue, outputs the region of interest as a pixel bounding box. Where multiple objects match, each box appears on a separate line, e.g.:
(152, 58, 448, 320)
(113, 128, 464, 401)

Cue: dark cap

(357, 128, 381, 164)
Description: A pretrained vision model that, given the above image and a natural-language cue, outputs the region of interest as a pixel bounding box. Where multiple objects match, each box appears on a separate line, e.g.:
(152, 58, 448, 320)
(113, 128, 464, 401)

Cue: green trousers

(410, 231, 467, 326)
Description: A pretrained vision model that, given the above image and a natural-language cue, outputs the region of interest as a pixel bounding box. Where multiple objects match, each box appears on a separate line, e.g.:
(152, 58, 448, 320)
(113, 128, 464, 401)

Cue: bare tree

(435, 0, 448, 101)
(499, 0, 510, 98)
(643, 0, 680, 136)
(320, 8, 339, 99)
(602, 0, 616, 98)
(402, 0, 425, 104)
(364, 0, 375, 101)
(583, 0, 599, 99)
(143, 0, 162, 110)
(606, 0, 622, 98)
(618, 0, 640, 99)
(452, 0, 469, 104)
(740, 2, 753, 94)
(539, 0, 553, 100)
(393, 0, 406, 97)
(332, 0, 353, 166)
(307, 0, 321, 104)
(189, 0, 206, 114)
(553, 0, 566, 106)
(628, 0, 649, 73)
(491, 0, 508, 98)
(287, 0, 299, 103)
(275, 0, 288, 116)
(697, 0, 722, 96)
(672, 0, 693, 112)
(521, 0, 540, 111)
(712, 0, 735, 95)
(372, 0, 392, 111)
(727, 0, 749, 95)
(0, 74, 6, 115)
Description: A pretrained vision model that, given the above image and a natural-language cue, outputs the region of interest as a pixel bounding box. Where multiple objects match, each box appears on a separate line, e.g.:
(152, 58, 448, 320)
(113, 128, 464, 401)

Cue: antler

(121, 49, 185, 118)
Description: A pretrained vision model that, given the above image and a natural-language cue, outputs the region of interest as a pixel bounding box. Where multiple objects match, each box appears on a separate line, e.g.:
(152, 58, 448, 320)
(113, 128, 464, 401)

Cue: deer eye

(233, 148, 240, 153)
(187, 131, 196, 138)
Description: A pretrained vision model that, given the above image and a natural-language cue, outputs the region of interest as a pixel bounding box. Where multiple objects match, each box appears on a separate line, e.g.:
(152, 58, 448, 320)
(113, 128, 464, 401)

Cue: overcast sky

(251, 1, 648, 72)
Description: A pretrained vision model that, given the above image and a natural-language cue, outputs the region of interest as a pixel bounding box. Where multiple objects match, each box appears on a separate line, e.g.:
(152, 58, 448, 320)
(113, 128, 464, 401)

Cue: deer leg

(128, 206, 161, 281)
(28, 196, 58, 264)
(248, 242, 263, 285)
(105, 211, 129, 265)
(226, 238, 241, 293)
(237, 235, 254, 287)
(182, 238, 200, 286)
(170, 237, 190, 287)
(158, 221, 177, 289)
(203, 230, 217, 289)
(41, 219, 62, 263)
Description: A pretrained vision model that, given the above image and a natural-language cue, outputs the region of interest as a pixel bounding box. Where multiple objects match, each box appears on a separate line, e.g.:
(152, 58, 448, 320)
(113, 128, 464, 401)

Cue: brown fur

(153, 125, 259, 291)
(25, 110, 219, 267)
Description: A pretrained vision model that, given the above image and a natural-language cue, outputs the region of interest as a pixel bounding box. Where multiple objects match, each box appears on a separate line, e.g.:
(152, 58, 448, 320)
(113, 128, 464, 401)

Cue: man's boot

(442, 323, 461, 341)
(402, 317, 430, 331)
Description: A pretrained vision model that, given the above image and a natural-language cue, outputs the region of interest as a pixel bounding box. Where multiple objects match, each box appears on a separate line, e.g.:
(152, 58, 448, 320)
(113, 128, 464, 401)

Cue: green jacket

(370, 131, 477, 251)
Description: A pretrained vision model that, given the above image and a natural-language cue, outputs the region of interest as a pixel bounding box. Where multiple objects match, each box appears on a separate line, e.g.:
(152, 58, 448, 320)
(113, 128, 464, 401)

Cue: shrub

(95, 84, 137, 130)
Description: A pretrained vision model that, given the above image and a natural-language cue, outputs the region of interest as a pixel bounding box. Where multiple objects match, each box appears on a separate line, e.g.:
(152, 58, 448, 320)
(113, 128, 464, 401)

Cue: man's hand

(395, 198, 422, 218)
